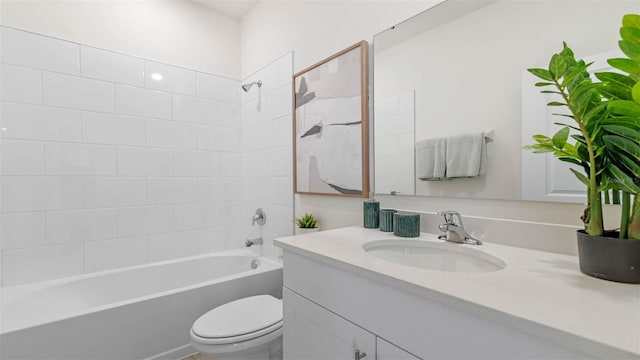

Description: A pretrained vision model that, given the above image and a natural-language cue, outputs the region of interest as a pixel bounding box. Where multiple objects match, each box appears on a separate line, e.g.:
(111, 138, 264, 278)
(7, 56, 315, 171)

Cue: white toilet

(190, 295, 283, 360)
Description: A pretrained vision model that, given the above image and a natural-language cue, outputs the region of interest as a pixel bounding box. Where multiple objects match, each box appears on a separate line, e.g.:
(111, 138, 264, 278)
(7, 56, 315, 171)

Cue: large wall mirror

(373, 0, 638, 202)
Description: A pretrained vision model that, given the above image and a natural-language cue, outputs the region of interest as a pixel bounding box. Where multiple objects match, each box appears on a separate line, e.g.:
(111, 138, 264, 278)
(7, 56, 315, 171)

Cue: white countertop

(275, 226, 640, 359)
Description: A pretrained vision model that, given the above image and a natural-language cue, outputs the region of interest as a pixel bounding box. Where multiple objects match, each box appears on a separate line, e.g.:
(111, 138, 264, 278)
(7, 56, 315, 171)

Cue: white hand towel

(445, 133, 487, 178)
(416, 137, 446, 180)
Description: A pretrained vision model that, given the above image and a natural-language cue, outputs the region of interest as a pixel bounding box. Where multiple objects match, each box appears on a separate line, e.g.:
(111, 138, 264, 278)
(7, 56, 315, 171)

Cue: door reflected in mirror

(373, 0, 638, 201)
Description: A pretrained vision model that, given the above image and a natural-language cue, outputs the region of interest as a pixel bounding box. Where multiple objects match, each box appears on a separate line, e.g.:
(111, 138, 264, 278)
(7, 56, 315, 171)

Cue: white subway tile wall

(241, 53, 294, 259)
(0, 27, 295, 287)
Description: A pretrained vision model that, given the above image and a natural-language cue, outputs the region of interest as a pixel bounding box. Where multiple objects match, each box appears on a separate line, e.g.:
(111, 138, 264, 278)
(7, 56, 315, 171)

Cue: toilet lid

(192, 295, 282, 339)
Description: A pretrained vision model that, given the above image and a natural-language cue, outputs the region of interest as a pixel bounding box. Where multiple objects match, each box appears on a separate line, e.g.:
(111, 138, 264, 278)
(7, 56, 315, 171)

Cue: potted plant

(295, 213, 320, 235)
(525, 14, 640, 283)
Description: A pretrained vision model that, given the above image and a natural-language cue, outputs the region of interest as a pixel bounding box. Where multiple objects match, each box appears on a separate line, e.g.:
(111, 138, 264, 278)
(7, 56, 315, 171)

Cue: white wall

(0, 26, 244, 286)
(0, 0, 241, 78)
(241, 1, 438, 77)
(241, 0, 627, 255)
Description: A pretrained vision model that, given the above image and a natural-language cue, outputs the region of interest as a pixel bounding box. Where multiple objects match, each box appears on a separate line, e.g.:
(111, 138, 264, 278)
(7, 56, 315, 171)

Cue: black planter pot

(577, 230, 640, 284)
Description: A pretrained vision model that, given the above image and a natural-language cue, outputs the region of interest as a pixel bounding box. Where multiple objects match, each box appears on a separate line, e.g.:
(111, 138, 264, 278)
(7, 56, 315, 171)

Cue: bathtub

(0, 249, 283, 359)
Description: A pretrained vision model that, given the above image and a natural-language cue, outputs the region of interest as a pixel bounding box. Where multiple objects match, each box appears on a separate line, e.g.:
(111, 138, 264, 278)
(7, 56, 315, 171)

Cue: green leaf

(623, 14, 640, 29)
(633, 82, 640, 103)
(535, 82, 555, 87)
(558, 157, 582, 166)
(540, 90, 562, 94)
(570, 168, 589, 186)
(553, 122, 581, 132)
(602, 124, 640, 141)
(595, 71, 636, 88)
(619, 40, 640, 62)
(621, 26, 640, 45)
(549, 53, 567, 80)
(547, 101, 566, 107)
(528, 68, 553, 81)
(604, 135, 640, 161)
(609, 164, 640, 194)
(607, 58, 640, 77)
(616, 152, 640, 178)
(552, 127, 570, 148)
(609, 100, 640, 116)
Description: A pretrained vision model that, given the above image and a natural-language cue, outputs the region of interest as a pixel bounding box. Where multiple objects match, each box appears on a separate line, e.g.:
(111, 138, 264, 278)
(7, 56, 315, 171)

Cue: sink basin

(363, 239, 505, 273)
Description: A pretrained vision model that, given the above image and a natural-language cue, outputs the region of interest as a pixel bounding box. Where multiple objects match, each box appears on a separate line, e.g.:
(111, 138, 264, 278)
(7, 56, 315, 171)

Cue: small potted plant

(295, 213, 320, 235)
(525, 14, 640, 283)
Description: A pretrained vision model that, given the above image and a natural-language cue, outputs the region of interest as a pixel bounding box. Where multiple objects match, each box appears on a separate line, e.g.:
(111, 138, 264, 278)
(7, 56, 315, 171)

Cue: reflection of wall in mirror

(373, 0, 638, 201)
(374, 91, 415, 195)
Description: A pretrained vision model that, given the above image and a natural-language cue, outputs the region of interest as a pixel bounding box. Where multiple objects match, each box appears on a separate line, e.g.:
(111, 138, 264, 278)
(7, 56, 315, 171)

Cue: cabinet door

(377, 338, 421, 360)
(283, 287, 375, 360)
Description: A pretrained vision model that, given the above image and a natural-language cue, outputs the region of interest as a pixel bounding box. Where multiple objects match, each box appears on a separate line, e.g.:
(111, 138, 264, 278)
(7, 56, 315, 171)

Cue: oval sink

(363, 239, 505, 273)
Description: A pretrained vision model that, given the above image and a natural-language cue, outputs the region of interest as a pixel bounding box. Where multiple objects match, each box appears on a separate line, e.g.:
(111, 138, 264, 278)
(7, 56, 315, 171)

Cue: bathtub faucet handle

(252, 208, 266, 226)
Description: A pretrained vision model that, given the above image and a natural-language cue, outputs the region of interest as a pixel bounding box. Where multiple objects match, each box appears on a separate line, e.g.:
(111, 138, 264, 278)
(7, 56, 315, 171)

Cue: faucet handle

(437, 210, 461, 225)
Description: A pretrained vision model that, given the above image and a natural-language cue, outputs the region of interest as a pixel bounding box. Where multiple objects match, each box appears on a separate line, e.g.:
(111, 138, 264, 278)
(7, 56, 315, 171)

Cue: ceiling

(189, 0, 260, 20)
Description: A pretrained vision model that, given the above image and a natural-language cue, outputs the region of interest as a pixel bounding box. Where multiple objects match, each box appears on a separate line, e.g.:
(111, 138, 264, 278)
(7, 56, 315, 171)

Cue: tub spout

(245, 237, 263, 247)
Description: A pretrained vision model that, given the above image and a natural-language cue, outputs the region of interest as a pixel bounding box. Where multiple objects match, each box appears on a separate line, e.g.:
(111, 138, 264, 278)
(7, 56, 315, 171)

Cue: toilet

(190, 295, 283, 360)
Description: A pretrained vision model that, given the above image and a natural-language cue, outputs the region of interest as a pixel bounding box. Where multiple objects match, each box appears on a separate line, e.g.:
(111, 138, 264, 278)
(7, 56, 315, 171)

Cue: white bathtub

(0, 249, 283, 359)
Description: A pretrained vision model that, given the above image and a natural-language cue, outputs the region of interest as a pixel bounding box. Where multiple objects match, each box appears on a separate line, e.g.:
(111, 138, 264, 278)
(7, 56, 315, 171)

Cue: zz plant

(525, 14, 640, 240)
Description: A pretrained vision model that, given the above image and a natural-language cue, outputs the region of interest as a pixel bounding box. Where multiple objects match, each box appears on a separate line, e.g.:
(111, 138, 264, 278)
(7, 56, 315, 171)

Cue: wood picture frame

(292, 41, 370, 197)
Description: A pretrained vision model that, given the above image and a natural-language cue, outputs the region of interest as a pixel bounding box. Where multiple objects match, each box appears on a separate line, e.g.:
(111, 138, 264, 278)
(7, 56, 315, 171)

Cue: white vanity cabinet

(283, 288, 418, 360)
(281, 250, 595, 360)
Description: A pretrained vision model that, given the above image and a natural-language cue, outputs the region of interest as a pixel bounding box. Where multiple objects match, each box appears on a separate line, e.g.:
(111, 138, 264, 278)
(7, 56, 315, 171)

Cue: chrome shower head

(241, 80, 262, 92)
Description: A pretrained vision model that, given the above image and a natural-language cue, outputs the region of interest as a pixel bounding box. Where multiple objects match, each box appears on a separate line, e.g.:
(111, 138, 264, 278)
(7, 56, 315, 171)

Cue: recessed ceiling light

(151, 73, 163, 81)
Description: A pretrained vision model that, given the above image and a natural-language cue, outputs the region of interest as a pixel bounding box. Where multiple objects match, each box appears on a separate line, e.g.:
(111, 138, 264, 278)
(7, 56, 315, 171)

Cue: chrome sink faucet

(437, 211, 482, 245)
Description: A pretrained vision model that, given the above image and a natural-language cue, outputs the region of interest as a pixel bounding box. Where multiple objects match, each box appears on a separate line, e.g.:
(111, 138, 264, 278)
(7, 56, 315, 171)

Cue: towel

(445, 133, 487, 178)
(416, 137, 446, 180)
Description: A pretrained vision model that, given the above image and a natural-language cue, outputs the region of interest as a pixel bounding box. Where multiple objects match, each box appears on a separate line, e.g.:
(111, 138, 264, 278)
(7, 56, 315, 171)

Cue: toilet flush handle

(354, 350, 367, 360)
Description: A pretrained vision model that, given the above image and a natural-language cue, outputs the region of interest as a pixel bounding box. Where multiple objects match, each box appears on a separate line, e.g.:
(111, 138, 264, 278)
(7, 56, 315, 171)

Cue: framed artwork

(293, 41, 370, 197)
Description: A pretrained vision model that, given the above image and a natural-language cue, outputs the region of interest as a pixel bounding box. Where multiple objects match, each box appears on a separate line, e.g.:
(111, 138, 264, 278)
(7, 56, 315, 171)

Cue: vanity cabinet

(283, 288, 418, 360)
(281, 250, 594, 360)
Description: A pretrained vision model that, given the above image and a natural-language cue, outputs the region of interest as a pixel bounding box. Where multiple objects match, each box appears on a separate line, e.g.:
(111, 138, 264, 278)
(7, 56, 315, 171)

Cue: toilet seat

(191, 295, 283, 345)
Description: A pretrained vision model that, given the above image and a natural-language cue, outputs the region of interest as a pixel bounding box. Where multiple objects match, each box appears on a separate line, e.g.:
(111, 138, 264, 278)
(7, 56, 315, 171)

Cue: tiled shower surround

(0, 26, 293, 286)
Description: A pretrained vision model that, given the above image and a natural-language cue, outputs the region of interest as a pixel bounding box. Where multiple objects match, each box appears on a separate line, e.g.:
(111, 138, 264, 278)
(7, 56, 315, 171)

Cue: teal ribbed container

(363, 201, 380, 228)
(393, 213, 420, 237)
(379, 209, 397, 232)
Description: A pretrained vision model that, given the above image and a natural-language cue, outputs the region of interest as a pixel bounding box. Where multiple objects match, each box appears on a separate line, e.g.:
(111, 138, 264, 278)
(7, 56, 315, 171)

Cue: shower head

(241, 80, 262, 92)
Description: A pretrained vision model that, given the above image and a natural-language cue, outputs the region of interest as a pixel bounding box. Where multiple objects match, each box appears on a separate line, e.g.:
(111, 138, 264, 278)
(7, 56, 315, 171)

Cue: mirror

(373, 0, 638, 201)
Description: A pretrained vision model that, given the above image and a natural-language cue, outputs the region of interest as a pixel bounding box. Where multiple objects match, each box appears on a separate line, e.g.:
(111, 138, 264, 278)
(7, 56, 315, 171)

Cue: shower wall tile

(46, 209, 118, 244)
(196, 125, 241, 152)
(80, 46, 145, 86)
(173, 94, 218, 124)
(1, 212, 46, 250)
(145, 61, 196, 96)
(83, 177, 147, 208)
(196, 72, 238, 103)
(1, 27, 80, 75)
(147, 230, 198, 262)
(2, 243, 83, 286)
(0, 64, 42, 104)
(0, 139, 45, 175)
(147, 177, 198, 204)
(82, 112, 146, 146)
(45, 142, 117, 176)
(220, 153, 243, 177)
(147, 119, 197, 149)
(173, 150, 220, 177)
(117, 147, 173, 177)
(84, 236, 147, 273)
(0, 102, 82, 142)
(117, 206, 174, 237)
(43, 72, 115, 112)
(115, 85, 172, 120)
(174, 203, 205, 231)
(0, 27, 292, 286)
(1, 177, 83, 212)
